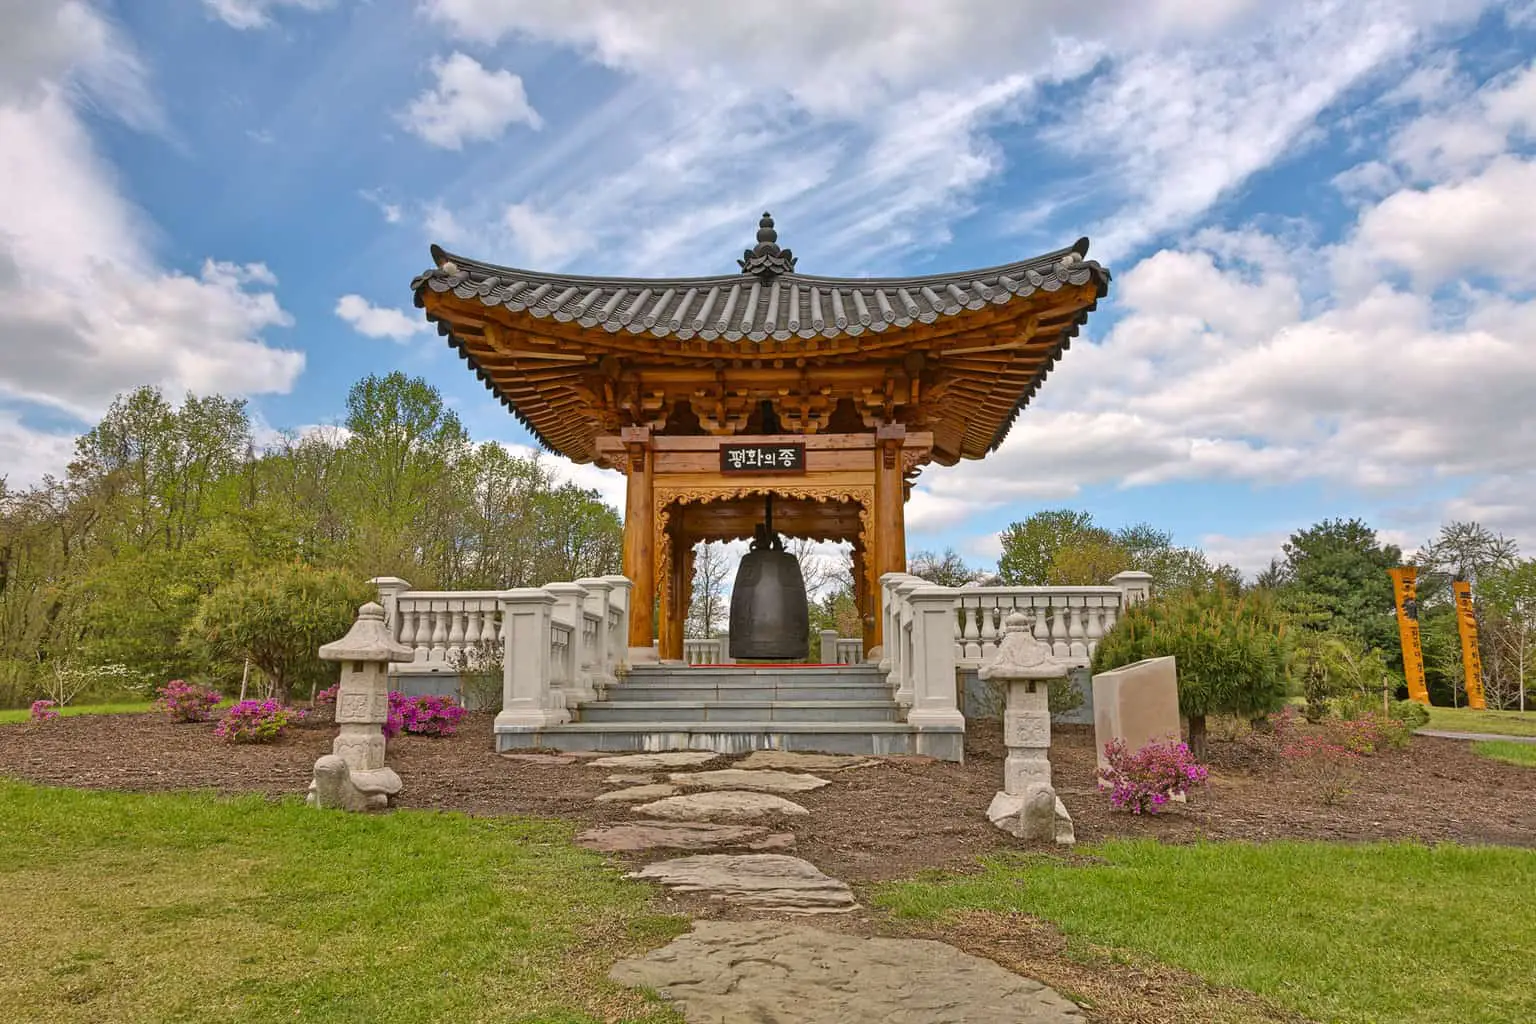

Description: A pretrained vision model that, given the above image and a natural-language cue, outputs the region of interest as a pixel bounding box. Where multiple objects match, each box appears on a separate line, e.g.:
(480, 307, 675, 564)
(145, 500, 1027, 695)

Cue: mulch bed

(1, 710, 1531, 886)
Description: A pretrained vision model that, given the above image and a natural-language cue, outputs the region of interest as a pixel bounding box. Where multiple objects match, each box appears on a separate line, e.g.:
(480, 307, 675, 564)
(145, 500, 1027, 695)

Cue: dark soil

(2, 711, 1531, 886)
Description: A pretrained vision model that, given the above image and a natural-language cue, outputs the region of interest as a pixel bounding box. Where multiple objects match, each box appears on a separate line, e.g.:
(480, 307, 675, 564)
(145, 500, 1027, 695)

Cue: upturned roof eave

(411, 237, 1108, 301)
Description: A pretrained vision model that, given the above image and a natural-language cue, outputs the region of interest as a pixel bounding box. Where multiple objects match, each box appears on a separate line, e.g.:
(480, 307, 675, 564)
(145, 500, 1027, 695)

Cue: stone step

(604, 681, 895, 703)
(501, 720, 926, 757)
(578, 700, 902, 724)
(624, 665, 886, 684)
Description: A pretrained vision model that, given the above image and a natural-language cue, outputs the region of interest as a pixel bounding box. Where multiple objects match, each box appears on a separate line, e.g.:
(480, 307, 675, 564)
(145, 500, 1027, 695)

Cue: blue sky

(3, 0, 1536, 577)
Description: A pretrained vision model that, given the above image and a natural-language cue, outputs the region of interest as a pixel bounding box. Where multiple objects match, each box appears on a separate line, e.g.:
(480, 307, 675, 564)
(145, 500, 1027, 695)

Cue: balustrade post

(819, 629, 839, 665)
(495, 589, 569, 733)
(877, 572, 902, 673)
(1109, 570, 1154, 606)
(577, 578, 616, 690)
(904, 585, 966, 762)
(368, 577, 412, 642)
(544, 582, 595, 703)
(891, 576, 924, 706)
(602, 574, 634, 673)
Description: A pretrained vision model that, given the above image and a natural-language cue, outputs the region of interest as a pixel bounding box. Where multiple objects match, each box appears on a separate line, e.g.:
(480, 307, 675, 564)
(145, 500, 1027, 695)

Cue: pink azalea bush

(213, 699, 304, 743)
(313, 684, 339, 706)
(30, 700, 60, 723)
(382, 692, 466, 739)
(1098, 737, 1210, 814)
(155, 679, 223, 723)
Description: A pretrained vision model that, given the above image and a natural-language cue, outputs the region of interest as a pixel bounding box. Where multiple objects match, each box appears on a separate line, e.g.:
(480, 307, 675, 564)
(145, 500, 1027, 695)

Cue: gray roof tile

(413, 235, 1108, 344)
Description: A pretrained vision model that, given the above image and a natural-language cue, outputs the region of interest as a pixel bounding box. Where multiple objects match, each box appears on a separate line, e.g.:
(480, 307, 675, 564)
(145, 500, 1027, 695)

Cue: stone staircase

(518, 664, 924, 756)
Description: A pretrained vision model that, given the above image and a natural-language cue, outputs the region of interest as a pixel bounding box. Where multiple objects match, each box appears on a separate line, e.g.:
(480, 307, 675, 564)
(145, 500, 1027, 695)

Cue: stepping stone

(668, 768, 831, 794)
(498, 752, 579, 765)
(593, 784, 680, 803)
(604, 773, 655, 786)
(629, 855, 856, 914)
(633, 791, 808, 821)
(735, 750, 878, 772)
(588, 751, 719, 770)
(611, 920, 1085, 1022)
(575, 821, 796, 854)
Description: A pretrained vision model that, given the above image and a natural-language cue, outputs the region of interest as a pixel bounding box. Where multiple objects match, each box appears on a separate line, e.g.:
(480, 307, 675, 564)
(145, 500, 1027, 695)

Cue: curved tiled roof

(411, 237, 1109, 343)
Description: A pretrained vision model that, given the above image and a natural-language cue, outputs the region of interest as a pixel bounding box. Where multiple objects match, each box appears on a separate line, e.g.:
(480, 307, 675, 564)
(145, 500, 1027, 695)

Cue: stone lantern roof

(318, 602, 413, 663)
(978, 612, 1074, 681)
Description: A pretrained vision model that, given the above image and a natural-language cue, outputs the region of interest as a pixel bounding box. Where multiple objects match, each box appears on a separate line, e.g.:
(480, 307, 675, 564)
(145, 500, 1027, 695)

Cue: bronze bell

(728, 495, 809, 661)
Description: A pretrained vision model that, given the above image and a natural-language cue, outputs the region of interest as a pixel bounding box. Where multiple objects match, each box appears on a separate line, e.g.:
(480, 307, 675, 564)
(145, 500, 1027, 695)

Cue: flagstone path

(576, 748, 1086, 1022)
(610, 920, 1086, 1023)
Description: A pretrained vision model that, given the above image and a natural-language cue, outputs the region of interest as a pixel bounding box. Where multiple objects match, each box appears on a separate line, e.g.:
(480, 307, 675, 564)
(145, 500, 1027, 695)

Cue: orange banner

(1452, 580, 1488, 710)
(1388, 566, 1430, 705)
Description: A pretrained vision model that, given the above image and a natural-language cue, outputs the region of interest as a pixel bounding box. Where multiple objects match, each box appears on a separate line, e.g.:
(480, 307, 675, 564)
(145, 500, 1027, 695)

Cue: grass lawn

(875, 840, 1536, 1024)
(1473, 740, 1536, 768)
(0, 780, 684, 1024)
(1425, 705, 1536, 737)
(0, 701, 156, 725)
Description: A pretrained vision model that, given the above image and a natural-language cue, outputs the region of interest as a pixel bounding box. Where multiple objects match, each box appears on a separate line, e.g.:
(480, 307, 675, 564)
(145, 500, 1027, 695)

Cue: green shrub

(1092, 585, 1288, 758)
(183, 564, 370, 704)
(1388, 699, 1430, 732)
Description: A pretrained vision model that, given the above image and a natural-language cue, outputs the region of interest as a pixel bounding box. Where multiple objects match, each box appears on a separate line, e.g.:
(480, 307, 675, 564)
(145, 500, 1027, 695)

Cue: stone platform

(495, 664, 964, 761)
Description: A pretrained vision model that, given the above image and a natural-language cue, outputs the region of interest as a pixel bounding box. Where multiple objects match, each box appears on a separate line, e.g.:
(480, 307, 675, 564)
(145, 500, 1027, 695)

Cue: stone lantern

(310, 601, 413, 811)
(978, 611, 1076, 845)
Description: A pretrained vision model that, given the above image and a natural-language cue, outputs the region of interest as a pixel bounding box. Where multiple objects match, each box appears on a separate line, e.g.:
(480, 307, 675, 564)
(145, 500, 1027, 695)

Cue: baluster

(961, 600, 981, 661)
(429, 601, 448, 662)
(464, 605, 484, 662)
(412, 604, 433, 662)
(1067, 597, 1088, 660)
(1084, 599, 1106, 657)
(484, 601, 501, 646)
(1050, 601, 1069, 659)
(1030, 599, 1050, 643)
(398, 605, 418, 661)
(979, 599, 1000, 663)
(447, 602, 467, 662)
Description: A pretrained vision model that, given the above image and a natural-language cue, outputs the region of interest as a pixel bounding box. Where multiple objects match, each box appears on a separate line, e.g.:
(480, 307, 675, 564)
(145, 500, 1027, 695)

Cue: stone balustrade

(874, 570, 1153, 741)
(368, 574, 633, 737)
(682, 638, 728, 665)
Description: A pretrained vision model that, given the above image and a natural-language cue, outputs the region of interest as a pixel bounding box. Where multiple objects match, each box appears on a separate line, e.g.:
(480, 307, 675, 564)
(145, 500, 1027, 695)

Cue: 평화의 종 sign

(720, 443, 806, 474)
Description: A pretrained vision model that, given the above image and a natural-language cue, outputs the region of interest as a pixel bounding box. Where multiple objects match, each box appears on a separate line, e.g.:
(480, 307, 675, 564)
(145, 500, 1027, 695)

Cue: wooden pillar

(621, 427, 653, 650)
(851, 542, 875, 657)
(659, 519, 687, 660)
(874, 423, 907, 649)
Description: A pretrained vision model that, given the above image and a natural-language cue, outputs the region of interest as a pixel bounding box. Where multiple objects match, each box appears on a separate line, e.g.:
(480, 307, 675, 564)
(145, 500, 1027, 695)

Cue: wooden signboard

(1451, 580, 1488, 710)
(1388, 566, 1430, 705)
(720, 443, 806, 475)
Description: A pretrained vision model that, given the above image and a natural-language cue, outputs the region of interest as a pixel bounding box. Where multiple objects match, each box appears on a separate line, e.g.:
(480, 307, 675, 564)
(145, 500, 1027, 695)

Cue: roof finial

(739, 210, 797, 278)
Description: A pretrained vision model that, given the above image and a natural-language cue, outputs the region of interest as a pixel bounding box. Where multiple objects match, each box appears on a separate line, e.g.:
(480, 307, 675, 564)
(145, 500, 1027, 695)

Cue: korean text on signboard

(720, 443, 806, 474)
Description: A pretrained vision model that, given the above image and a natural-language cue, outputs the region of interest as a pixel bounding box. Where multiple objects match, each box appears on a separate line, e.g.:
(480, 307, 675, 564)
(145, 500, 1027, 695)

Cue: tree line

(0, 373, 622, 707)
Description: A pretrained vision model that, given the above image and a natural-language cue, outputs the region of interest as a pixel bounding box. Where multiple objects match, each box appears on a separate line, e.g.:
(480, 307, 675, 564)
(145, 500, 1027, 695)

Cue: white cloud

(1347, 156, 1536, 287)
(0, 0, 304, 426)
(0, 409, 79, 488)
(399, 51, 541, 150)
(359, 188, 402, 223)
(334, 294, 428, 342)
(202, 0, 331, 30)
(1386, 61, 1536, 181)
(502, 203, 589, 266)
